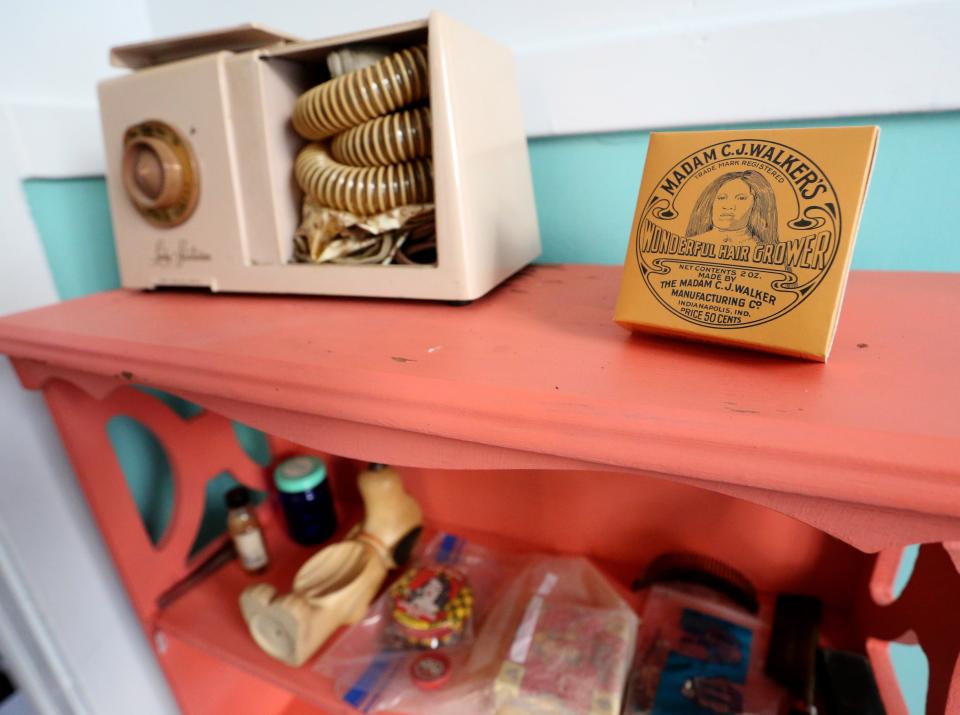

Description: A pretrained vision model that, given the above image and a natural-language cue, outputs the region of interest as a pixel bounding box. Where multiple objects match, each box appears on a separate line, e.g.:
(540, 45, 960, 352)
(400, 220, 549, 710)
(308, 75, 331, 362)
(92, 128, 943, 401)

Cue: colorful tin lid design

(388, 565, 473, 649)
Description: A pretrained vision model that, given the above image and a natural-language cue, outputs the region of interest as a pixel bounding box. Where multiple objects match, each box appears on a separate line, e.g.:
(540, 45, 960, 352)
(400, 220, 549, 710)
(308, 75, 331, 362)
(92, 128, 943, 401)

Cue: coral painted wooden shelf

(0, 264, 958, 715)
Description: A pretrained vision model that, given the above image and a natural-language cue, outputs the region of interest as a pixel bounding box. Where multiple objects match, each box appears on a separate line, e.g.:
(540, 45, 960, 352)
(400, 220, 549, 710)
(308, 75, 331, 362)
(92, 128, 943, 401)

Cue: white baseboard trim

(5, 103, 105, 179)
(517, 0, 960, 136)
(5, 0, 959, 178)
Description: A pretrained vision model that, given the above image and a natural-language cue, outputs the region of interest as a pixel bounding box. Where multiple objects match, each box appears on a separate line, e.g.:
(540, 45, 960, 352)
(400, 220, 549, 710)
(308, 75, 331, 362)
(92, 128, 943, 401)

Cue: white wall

(0, 2, 178, 714)
(147, 0, 960, 136)
(3, 0, 151, 177)
(9, 0, 959, 177)
(3, 1, 149, 106)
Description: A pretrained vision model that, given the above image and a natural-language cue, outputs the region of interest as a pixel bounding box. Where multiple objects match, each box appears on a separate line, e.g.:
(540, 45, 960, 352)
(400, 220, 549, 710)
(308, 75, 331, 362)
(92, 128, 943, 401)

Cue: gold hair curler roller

(295, 143, 433, 215)
(292, 45, 429, 141)
(330, 107, 432, 167)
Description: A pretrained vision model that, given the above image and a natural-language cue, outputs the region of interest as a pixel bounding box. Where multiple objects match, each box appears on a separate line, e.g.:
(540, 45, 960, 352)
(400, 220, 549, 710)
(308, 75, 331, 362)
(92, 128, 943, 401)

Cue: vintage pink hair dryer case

(98, 13, 540, 300)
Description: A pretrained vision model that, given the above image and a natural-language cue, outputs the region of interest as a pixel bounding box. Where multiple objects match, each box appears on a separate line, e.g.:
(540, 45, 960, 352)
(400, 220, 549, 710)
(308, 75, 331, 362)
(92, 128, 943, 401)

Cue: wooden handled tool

(240, 464, 422, 666)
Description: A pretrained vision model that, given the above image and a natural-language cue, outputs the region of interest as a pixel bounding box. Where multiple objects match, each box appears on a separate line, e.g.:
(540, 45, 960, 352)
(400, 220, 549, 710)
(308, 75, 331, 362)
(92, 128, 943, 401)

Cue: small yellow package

(615, 127, 879, 361)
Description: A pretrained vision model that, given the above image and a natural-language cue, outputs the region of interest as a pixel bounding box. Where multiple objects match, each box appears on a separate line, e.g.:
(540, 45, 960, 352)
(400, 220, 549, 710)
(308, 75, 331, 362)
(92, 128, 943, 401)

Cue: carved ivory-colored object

(240, 464, 422, 666)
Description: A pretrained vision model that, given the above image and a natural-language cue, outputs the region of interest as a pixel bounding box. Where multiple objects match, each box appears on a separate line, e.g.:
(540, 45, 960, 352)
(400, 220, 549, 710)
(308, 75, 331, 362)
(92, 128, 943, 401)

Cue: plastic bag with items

(623, 584, 784, 715)
(316, 533, 639, 715)
(315, 532, 525, 714)
(484, 556, 638, 715)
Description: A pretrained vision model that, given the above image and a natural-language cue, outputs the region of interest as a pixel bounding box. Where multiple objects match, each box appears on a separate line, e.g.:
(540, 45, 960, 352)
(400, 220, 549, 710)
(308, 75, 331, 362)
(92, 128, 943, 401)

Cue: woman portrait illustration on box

(685, 170, 779, 248)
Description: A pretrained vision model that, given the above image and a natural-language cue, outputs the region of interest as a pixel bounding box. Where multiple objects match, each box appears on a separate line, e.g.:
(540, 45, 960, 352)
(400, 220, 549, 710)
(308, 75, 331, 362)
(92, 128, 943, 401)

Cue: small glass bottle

(226, 486, 269, 574)
(274, 455, 338, 546)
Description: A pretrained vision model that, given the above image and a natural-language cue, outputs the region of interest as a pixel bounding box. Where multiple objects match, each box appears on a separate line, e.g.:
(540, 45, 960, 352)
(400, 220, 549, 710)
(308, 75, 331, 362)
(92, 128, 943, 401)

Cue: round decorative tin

(410, 652, 452, 690)
(388, 565, 473, 649)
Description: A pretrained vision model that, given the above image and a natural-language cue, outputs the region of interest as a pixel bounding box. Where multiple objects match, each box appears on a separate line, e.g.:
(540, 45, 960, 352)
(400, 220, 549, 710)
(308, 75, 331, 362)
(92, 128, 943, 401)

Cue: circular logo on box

(635, 139, 841, 329)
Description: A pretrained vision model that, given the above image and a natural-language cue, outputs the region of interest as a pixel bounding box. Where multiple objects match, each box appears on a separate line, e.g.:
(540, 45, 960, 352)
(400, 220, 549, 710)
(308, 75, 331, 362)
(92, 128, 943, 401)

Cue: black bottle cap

(225, 486, 251, 509)
(633, 552, 760, 614)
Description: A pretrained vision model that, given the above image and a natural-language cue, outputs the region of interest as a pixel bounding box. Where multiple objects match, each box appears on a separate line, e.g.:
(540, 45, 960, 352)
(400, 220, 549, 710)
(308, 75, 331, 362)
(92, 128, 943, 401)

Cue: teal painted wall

(23, 111, 960, 298)
(24, 112, 960, 298)
(22, 110, 954, 714)
(22, 178, 120, 299)
(531, 111, 960, 270)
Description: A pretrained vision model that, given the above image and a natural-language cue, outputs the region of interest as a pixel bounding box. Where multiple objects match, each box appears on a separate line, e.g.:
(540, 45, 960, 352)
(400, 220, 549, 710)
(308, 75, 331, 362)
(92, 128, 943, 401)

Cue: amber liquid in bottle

(226, 487, 269, 574)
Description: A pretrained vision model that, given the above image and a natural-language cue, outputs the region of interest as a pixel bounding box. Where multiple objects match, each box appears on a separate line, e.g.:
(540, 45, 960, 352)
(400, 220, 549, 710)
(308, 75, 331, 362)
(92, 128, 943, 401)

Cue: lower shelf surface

(154, 518, 865, 715)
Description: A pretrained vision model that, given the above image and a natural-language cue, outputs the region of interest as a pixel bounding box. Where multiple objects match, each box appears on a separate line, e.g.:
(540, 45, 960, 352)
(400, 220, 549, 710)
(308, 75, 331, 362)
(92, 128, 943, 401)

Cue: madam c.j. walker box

(615, 127, 879, 361)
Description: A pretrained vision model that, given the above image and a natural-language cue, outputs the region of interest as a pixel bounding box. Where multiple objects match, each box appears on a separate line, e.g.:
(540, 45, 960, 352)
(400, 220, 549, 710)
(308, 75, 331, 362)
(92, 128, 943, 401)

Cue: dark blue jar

(273, 456, 338, 545)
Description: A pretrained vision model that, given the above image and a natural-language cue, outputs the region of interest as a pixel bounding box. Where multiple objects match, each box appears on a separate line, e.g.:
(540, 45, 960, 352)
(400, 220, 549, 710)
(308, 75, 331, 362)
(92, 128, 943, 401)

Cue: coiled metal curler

(293, 46, 429, 141)
(295, 143, 433, 215)
(330, 107, 432, 167)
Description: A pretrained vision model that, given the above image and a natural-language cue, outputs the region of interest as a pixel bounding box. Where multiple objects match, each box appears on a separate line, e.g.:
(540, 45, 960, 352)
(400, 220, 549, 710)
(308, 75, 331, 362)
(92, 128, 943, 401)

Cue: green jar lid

(274, 455, 327, 494)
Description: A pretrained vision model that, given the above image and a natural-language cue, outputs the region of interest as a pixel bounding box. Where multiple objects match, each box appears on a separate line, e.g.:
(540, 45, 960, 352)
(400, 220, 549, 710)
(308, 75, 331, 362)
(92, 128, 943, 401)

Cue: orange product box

(614, 126, 879, 361)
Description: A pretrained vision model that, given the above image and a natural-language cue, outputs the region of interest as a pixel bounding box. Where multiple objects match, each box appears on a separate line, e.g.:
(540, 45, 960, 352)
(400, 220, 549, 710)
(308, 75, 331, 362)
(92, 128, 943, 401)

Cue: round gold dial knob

(121, 121, 199, 227)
